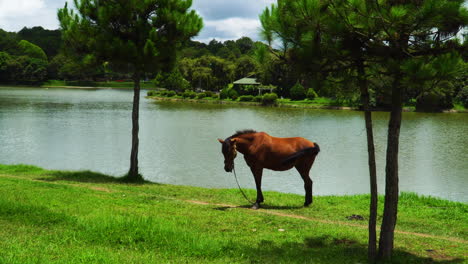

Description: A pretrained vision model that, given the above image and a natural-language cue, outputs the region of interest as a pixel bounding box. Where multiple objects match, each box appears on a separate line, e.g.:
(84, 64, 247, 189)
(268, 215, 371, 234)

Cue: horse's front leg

(250, 166, 264, 210)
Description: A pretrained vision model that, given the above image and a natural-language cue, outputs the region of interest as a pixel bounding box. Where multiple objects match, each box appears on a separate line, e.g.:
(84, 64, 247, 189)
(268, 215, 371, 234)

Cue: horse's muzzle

(224, 162, 234, 172)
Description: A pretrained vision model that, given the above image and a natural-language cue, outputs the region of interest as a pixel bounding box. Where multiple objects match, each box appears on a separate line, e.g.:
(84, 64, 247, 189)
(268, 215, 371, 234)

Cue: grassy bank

(149, 95, 360, 110)
(0, 164, 466, 263)
(148, 94, 467, 113)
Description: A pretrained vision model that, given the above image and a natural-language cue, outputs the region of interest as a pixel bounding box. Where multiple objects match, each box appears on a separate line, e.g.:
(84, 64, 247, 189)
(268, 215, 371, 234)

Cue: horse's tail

(282, 144, 320, 165)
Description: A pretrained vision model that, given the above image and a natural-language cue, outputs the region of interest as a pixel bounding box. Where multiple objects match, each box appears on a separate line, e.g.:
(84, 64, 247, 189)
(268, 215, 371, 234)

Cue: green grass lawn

(0, 164, 466, 263)
(277, 97, 357, 108)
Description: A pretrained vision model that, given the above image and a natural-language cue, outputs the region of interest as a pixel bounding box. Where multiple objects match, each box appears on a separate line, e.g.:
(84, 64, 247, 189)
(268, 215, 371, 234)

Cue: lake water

(0, 87, 467, 202)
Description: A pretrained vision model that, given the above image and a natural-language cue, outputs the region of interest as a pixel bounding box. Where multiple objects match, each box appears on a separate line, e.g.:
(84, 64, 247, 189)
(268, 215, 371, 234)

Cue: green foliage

(259, 0, 468, 112)
(0, 52, 11, 80)
(238, 95, 254, 102)
(234, 84, 258, 96)
(165, 90, 176, 97)
(262, 92, 278, 105)
(204, 91, 214, 98)
(228, 89, 239, 100)
(182, 90, 197, 99)
(0, 39, 51, 84)
(18, 40, 48, 61)
(219, 87, 239, 100)
(219, 87, 230, 99)
(306, 88, 318, 100)
(58, 0, 203, 77)
(17, 26, 62, 59)
(183, 55, 234, 91)
(254, 95, 263, 102)
(0, 29, 18, 54)
(290, 82, 306, 100)
(456, 86, 468, 108)
(415, 81, 454, 111)
(0, 52, 48, 84)
(49, 53, 104, 81)
(196, 92, 207, 99)
(235, 37, 255, 54)
(234, 55, 258, 80)
(154, 70, 190, 91)
(416, 92, 452, 111)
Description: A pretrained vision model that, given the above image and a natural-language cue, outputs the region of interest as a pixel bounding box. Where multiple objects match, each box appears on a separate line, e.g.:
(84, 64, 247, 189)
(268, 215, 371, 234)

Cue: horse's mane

(229, 129, 257, 139)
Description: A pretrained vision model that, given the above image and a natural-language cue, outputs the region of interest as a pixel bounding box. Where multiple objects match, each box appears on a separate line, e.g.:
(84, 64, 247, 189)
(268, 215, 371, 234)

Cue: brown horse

(218, 130, 320, 209)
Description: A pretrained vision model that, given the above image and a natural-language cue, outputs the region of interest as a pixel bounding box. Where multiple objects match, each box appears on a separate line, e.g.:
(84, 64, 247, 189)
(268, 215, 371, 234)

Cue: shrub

(182, 90, 197, 99)
(228, 89, 239, 100)
(212, 93, 219, 99)
(166, 91, 176, 97)
(154, 70, 190, 91)
(306, 88, 318, 100)
(290, 82, 306, 100)
(456, 86, 468, 108)
(416, 91, 453, 111)
(204, 91, 214, 98)
(239, 95, 254, 102)
(220, 88, 230, 99)
(262, 93, 278, 105)
(220, 87, 239, 100)
(147, 90, 156, 96)
(197, 92, 207, 99)
(254, 95, 263, 102)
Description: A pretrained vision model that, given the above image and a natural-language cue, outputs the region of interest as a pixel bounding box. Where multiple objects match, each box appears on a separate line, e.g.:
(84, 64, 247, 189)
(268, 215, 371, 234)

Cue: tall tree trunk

(357, 9, 378, 262)
(128, 70, 141, 180)
(378, 74, 403, 260)
(357, 61, 378, 263)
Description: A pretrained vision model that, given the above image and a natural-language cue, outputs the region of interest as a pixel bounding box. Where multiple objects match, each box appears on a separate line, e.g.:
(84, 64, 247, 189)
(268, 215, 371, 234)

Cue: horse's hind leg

(296, 157, 316, 206)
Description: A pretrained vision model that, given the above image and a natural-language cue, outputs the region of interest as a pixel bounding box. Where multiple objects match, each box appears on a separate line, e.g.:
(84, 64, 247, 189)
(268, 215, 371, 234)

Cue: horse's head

(217, 138, 237, 172)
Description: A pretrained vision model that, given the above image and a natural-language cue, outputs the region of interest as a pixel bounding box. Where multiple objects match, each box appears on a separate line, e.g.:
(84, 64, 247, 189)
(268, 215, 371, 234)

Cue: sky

(0, 0, 276, 43)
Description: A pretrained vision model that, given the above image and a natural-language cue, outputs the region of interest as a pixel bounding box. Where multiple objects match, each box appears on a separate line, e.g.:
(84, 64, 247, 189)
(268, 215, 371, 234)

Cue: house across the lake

(232, 74, 275, 95)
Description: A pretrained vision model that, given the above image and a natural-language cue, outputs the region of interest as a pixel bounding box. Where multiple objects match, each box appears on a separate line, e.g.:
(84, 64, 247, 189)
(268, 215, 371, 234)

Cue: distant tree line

(0, 25, 467, 110)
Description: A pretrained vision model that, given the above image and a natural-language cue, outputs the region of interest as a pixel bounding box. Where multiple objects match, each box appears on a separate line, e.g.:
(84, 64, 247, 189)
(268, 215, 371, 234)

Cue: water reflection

(0, 87, 467, 202)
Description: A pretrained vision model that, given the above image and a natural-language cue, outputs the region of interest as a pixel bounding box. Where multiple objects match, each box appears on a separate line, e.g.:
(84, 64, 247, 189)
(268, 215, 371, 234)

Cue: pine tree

(260, 0, 467, 261)
(58, 0, 203, 181)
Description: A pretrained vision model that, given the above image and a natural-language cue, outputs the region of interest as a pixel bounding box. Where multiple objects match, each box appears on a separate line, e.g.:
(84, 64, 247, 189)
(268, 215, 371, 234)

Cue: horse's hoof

(251, 203, 260, 210)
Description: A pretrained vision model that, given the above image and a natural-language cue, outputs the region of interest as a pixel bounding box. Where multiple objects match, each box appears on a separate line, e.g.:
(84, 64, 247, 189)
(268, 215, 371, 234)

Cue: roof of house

(233, 77, 260, 85)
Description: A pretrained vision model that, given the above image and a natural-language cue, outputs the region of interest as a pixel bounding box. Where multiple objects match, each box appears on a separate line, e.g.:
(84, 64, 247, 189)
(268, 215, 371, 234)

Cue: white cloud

(192, 0, 276, 20)
(196, 17, 261, 43)
(0, 0, 45, 15)
(0, 0, 60, 31)
(0, 0, 273, 42)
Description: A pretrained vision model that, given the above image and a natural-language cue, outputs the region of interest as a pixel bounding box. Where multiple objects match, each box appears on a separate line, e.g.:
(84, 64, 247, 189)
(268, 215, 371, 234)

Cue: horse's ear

(217, 138, 224, 144)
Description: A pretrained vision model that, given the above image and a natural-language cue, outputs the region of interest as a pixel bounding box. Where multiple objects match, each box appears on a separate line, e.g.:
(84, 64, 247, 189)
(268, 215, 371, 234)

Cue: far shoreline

(1, 85, 466, 113)
(148, 95, 468, 114)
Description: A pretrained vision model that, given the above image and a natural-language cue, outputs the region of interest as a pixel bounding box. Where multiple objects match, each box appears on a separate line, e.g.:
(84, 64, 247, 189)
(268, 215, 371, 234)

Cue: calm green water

(1, 87, 467, 202)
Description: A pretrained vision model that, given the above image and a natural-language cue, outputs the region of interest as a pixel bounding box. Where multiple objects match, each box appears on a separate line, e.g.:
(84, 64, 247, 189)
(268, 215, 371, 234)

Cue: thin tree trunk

(128, 70, 141, 180)
(357, 61, 378, 263)
(378, 75, 403, 260)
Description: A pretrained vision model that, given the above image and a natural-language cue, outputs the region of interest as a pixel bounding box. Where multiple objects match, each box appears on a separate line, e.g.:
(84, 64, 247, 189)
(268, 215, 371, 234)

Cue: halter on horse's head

(217, 137, 237, 172)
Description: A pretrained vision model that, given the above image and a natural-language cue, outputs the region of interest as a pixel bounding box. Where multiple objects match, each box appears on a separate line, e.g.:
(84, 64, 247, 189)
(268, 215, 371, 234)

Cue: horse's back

(249, 132, 317, 170)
